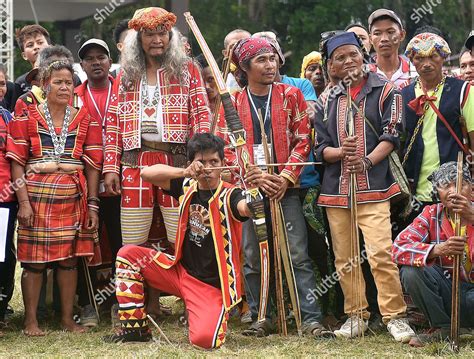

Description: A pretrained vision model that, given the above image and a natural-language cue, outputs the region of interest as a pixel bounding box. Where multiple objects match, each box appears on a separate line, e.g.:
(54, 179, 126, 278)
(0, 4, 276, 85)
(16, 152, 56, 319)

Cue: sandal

(302, 321, 335, 339)
(242, 320, 274, 337)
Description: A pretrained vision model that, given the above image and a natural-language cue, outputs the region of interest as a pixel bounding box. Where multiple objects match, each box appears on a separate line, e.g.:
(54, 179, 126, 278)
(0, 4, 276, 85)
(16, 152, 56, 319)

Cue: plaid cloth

(17, 171, 100, 264)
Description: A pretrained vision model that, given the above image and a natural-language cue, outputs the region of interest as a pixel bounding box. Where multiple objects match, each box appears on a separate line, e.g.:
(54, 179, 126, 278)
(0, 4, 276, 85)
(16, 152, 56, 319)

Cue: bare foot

(146, 302, 172, 319)
(61, 319, 88, 333)
(23, 320, 46, 336)
(146, 301, 162, 319)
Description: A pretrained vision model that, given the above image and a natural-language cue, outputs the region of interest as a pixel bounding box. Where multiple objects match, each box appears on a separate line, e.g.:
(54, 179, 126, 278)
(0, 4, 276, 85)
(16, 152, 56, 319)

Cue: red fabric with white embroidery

(103, 62, 211, 175)
(392, 203, 474, 283)
(0, 111, 14, 202)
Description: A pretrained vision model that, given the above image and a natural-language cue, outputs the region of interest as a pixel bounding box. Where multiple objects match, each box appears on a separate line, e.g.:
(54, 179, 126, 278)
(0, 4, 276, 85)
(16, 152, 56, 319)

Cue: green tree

(12, 0, 472, 79)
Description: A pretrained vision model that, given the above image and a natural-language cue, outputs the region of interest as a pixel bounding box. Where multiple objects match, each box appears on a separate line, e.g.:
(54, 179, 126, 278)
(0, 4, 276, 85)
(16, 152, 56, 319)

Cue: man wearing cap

(314, 31, 415, 341)
(393, 162, 474, 341)
(368, 9, 416, 90)
(465, 30, 474, 52)
(402, 33, 474, 222)
(232, 37, 333, 338)
(103, 8, 210, 247)
(74, 39, 121, 327)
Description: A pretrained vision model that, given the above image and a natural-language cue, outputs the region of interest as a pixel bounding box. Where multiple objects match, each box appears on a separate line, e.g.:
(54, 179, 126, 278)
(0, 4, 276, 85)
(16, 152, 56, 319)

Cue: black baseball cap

(465, 30, 474, 50)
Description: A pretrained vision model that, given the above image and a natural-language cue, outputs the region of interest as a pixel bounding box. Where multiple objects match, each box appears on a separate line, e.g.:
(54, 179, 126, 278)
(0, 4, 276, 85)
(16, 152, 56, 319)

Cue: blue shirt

(281, 75, 317, 101)
(280, 75, 319, 188)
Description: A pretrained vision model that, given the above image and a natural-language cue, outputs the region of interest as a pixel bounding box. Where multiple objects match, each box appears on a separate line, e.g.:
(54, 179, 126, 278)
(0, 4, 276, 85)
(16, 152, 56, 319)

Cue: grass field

(1, 266, 473, 358)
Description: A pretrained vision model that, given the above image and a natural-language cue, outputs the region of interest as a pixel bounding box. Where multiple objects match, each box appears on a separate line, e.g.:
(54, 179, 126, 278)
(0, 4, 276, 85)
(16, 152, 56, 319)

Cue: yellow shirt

(415, 82, 474, 201)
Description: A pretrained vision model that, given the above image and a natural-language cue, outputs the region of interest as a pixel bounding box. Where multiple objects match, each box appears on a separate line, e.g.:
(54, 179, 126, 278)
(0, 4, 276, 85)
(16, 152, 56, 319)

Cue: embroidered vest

(402, 77, 470, 190)
(153, 179, 243, 311)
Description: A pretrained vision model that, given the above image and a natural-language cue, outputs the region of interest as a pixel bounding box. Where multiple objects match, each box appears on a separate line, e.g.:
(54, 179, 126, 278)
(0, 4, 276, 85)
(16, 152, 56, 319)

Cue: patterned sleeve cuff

(5, 152, 26, 167)
(423, 244, 436, 266)
(82, 155, 102, 171)
(281, 170, 296, 185)
(102, 164, 120, 175)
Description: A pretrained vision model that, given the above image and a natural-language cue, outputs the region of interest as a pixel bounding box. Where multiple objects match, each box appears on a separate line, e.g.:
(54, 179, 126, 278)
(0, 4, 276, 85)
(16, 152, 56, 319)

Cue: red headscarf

(231, 37, 274, 69)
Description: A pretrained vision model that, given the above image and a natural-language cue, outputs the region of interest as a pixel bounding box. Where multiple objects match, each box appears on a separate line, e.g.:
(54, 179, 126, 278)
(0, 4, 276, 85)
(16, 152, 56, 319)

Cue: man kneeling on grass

(105, 133, 262, 348)
(392, 162, 474, 342)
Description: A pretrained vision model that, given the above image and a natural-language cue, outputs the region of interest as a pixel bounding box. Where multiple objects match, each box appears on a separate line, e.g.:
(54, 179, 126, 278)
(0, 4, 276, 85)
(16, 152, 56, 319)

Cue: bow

(407, 94, 437, 116)
(256, 107, 302, 335)
(184, 12, 271, 324)
(346, 85, 365, 338)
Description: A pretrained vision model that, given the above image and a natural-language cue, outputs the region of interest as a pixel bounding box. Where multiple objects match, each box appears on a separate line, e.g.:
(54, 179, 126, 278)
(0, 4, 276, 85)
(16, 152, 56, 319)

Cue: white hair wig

(120, 27, 189, 86)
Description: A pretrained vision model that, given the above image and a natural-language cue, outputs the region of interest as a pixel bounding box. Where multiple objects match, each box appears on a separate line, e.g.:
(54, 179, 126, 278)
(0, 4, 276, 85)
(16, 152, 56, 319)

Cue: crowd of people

(0, 5, 473, 351)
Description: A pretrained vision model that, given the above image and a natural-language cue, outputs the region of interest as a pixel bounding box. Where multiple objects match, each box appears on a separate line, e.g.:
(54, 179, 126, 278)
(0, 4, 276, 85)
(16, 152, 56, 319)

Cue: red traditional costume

(103, 62, 211, 245)
(6, 106, 103, 263)
(14, 86, 45, 117)
(234, 82, 311, 185)
(115, 178, 244, 348)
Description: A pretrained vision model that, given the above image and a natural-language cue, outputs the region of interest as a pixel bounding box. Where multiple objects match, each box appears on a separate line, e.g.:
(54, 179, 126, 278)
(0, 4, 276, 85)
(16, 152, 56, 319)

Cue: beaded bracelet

(362, 157, 373, 171)
(87, 196, 101, 203)
(88, 203, 99, 212)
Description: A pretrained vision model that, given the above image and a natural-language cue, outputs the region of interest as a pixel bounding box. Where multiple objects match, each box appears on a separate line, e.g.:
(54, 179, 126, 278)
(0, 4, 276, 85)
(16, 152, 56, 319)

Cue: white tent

(14, 0, 138, 22)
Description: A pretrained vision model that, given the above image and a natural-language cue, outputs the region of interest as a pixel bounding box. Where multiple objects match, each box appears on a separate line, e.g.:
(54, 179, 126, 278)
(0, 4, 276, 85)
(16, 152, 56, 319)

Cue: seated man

(105, 133, 262, 348)
(392, 162, 474, 341)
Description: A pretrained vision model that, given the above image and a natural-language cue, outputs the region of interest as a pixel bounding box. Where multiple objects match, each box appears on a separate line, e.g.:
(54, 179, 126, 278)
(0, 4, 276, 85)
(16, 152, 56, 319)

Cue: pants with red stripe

(115, 245, 228, 349)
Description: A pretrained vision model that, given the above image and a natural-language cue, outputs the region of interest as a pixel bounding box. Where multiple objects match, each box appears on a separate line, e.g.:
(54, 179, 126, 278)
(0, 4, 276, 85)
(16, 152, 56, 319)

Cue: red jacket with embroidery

(234, 82, 311, 184)
(103, 62, 211, 174)
(0, 108, 14, 202)
(392, 203, 474, 283)
(14, 86, 44, 117)
(152, 179, 243, 311)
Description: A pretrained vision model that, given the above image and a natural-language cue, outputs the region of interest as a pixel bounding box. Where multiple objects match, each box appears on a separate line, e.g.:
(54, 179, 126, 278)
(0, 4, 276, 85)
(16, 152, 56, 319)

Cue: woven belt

(141, 140, 171, 152)
(121, 142, 188, 168)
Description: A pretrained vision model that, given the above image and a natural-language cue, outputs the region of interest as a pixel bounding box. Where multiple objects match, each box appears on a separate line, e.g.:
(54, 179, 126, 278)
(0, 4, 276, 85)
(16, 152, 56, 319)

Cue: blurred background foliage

(12, 0, 472, 78)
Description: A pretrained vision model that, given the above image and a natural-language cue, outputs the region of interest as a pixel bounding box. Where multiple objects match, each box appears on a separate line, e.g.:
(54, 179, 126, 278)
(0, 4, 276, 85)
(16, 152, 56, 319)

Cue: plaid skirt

(17, 171, 100, 264)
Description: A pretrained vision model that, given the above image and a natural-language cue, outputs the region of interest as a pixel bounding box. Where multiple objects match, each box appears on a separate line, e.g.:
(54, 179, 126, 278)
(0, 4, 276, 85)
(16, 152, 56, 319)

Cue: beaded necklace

(141, 75, 161, 109)
(43, 100, 72, 163)
(402, 76, 446, 166)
